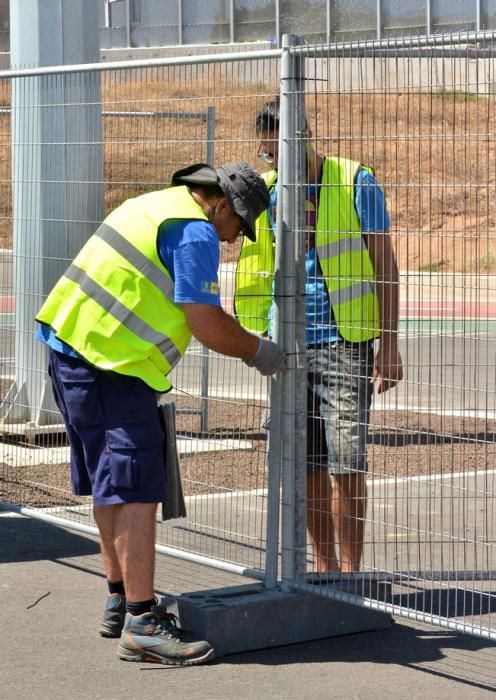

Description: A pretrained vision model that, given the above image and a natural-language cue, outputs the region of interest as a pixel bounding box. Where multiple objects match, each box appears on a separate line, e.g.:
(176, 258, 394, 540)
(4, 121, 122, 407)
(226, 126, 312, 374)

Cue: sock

(107, 580, 126, 597)
(126, 598, 156, 617)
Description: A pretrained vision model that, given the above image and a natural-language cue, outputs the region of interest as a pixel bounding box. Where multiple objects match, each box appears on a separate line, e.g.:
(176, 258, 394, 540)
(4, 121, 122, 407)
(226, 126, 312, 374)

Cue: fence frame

(0, 29, 496, 639)
(0, 100, 216, 436)
(278, 29, 496, 642)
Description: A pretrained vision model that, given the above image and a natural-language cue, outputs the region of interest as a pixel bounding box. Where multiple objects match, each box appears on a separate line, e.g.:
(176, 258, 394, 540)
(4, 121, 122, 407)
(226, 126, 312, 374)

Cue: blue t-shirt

(268, 167, 391, 345)
(37, 218, 221, 355)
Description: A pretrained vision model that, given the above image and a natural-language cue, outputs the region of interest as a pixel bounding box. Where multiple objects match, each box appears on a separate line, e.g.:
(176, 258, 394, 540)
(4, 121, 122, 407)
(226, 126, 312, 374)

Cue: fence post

(229, 0, 235, 43)
(125, 0, 132, 48)
(376, 0, 383, 40)
(277, 33, 308, 586)
(326, 0, 332, 44)
(275, 0, 281, 49)
(197, 105, 217, 434)
(265, 369, 281, 588)
(178, 0, 183, 45)
(426, 0, 432, 36)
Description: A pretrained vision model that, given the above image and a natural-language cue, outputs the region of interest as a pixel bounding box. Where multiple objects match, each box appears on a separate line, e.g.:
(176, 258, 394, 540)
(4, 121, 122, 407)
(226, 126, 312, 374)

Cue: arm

(364, 230, 404, 394)
(164, 223, 284, 374)
(182, 303, 285, 376)
(182, 303, 259, 359)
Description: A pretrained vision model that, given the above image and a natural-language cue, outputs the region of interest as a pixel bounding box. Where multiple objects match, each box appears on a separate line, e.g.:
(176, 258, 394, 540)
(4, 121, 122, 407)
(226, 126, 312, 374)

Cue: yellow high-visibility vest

(234, 157, 381, 342)
(37, 186, 208, 391)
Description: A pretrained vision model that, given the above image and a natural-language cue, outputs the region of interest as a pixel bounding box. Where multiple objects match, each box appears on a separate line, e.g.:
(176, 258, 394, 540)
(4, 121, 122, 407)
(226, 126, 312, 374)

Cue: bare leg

(94, 502, 157, 602)
(306, 471, 339, 572)
(331, 473, 366, 572)
(93, 505, 123, 582)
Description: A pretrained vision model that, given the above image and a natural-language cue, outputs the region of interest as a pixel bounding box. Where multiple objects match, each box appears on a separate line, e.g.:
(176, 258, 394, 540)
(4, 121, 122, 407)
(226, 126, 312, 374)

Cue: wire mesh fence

(0, 51, 281, 578)
(0, 33, 495, 638)
(96, 1, 496, 50)
(274, 33, 496, 640)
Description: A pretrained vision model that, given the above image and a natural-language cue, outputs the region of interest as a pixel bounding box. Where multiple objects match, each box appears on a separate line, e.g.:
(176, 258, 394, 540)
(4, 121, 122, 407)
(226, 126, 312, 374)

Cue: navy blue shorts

(48, 349, 166, 506)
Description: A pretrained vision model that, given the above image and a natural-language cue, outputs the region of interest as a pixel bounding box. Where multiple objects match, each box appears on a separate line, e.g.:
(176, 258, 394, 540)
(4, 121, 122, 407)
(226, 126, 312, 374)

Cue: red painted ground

(2, 295, 495, 319)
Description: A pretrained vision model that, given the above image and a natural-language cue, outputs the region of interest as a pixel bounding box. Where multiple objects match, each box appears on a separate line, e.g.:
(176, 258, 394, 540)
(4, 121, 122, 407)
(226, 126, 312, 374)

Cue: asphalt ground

(2, 272, 496, 697)
(17, 467, 496, 587)
(3, 271, 495, 416)
(2, 509, 496, 700)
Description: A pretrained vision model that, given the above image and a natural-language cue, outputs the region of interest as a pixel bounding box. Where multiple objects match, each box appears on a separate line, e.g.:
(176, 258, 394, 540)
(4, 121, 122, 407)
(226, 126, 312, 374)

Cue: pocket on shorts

(58, 362, 105, 426)
(105, 425, 164, 493)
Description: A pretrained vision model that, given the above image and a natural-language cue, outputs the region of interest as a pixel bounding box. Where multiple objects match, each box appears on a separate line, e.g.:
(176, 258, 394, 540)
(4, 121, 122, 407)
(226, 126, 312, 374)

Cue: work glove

(244, 338, 286, 376)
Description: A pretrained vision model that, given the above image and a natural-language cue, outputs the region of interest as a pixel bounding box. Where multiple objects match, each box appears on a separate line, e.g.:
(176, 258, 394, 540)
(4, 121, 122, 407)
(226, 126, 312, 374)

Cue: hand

(372, 340, 403, 394)
(244, 338, 286, 376)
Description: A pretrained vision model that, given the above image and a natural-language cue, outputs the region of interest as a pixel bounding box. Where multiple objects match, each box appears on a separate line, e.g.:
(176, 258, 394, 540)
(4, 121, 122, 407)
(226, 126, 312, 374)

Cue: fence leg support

(174, 582, 391, 657)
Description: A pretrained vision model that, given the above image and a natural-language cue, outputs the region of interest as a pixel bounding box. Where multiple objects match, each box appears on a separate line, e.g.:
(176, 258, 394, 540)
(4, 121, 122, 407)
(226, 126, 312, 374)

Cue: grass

(433, 88, 483, 101)
(469, 251, 496, 273)
(418, 260, 448, 273)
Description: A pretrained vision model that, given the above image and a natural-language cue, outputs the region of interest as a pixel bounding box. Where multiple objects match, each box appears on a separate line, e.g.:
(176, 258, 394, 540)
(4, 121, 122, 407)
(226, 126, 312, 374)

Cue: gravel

(1, 390, 494, 508)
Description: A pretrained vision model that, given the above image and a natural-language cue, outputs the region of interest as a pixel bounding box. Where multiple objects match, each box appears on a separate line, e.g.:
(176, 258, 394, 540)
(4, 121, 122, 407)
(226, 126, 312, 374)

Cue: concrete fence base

(174, 582, 392, 657)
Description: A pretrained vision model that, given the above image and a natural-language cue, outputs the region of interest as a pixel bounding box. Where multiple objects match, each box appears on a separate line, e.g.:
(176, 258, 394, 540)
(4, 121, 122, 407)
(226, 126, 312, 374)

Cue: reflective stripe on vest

(328, 281, 375, 307)
(234, 159, 381, 341)
(63, 263, 181, 367)
(317, 222, 376, 313)
(94, 223, 175, 300)
(36, 186, 205, 391)
(317, 235, 369, 261)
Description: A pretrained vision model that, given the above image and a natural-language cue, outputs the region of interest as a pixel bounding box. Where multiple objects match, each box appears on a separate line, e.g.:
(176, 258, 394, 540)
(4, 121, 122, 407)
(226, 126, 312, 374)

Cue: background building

(99, 0, 496, 49)
(0, 1, 495, 54)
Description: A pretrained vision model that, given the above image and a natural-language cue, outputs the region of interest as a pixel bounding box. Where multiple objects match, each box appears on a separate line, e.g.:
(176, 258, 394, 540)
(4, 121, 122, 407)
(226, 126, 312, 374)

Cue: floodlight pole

(1, 0, 104, 434)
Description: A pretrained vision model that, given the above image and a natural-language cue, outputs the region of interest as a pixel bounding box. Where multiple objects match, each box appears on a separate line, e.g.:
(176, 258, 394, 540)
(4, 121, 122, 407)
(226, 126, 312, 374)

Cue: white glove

(244, 338, 286, 376)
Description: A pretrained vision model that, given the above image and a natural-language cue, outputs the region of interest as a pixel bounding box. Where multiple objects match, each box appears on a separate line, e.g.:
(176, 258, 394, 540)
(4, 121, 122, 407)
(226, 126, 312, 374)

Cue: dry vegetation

(0, 71, 495, 272)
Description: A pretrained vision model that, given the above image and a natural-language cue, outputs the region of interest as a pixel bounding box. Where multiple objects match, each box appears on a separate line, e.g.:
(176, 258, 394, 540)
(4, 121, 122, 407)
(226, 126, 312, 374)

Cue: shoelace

(159, 612, 182, 639)
(151, 608, 188, 641)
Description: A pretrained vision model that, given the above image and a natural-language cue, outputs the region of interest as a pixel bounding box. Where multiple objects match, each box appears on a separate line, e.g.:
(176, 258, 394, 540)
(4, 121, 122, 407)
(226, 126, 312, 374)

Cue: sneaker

(99, 593, 126, 638)
(118, 607, 214, 666)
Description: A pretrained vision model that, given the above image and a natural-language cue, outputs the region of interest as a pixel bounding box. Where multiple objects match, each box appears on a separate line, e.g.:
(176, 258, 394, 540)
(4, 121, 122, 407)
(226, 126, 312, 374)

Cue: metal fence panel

(182, 0, 231, 45)
(382, 0, 427, 38)
(277, 34, 496, 641)
(431, 0, 477, 34)
(2, 2, 495, 51)
(99, 0, 129, 49)
(482, 0, 496, 30)
(1, 33, 496, 640)
(280, 1, 327, 43)
(0, 53, 281, 579)
(132, 0, 180, 48)
(332, 0, 378, 41)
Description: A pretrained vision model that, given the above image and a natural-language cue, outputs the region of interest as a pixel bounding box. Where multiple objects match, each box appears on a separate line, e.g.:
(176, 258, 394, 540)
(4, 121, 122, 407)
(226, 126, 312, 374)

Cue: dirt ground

(0, 73, 495, 273)
(1, 384, 494, 508)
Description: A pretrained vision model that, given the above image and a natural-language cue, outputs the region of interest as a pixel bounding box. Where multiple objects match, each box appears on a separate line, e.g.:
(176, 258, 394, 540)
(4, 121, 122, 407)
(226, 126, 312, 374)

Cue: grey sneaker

(118, 607, 214, 666)
(99, 593, 126, 638)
